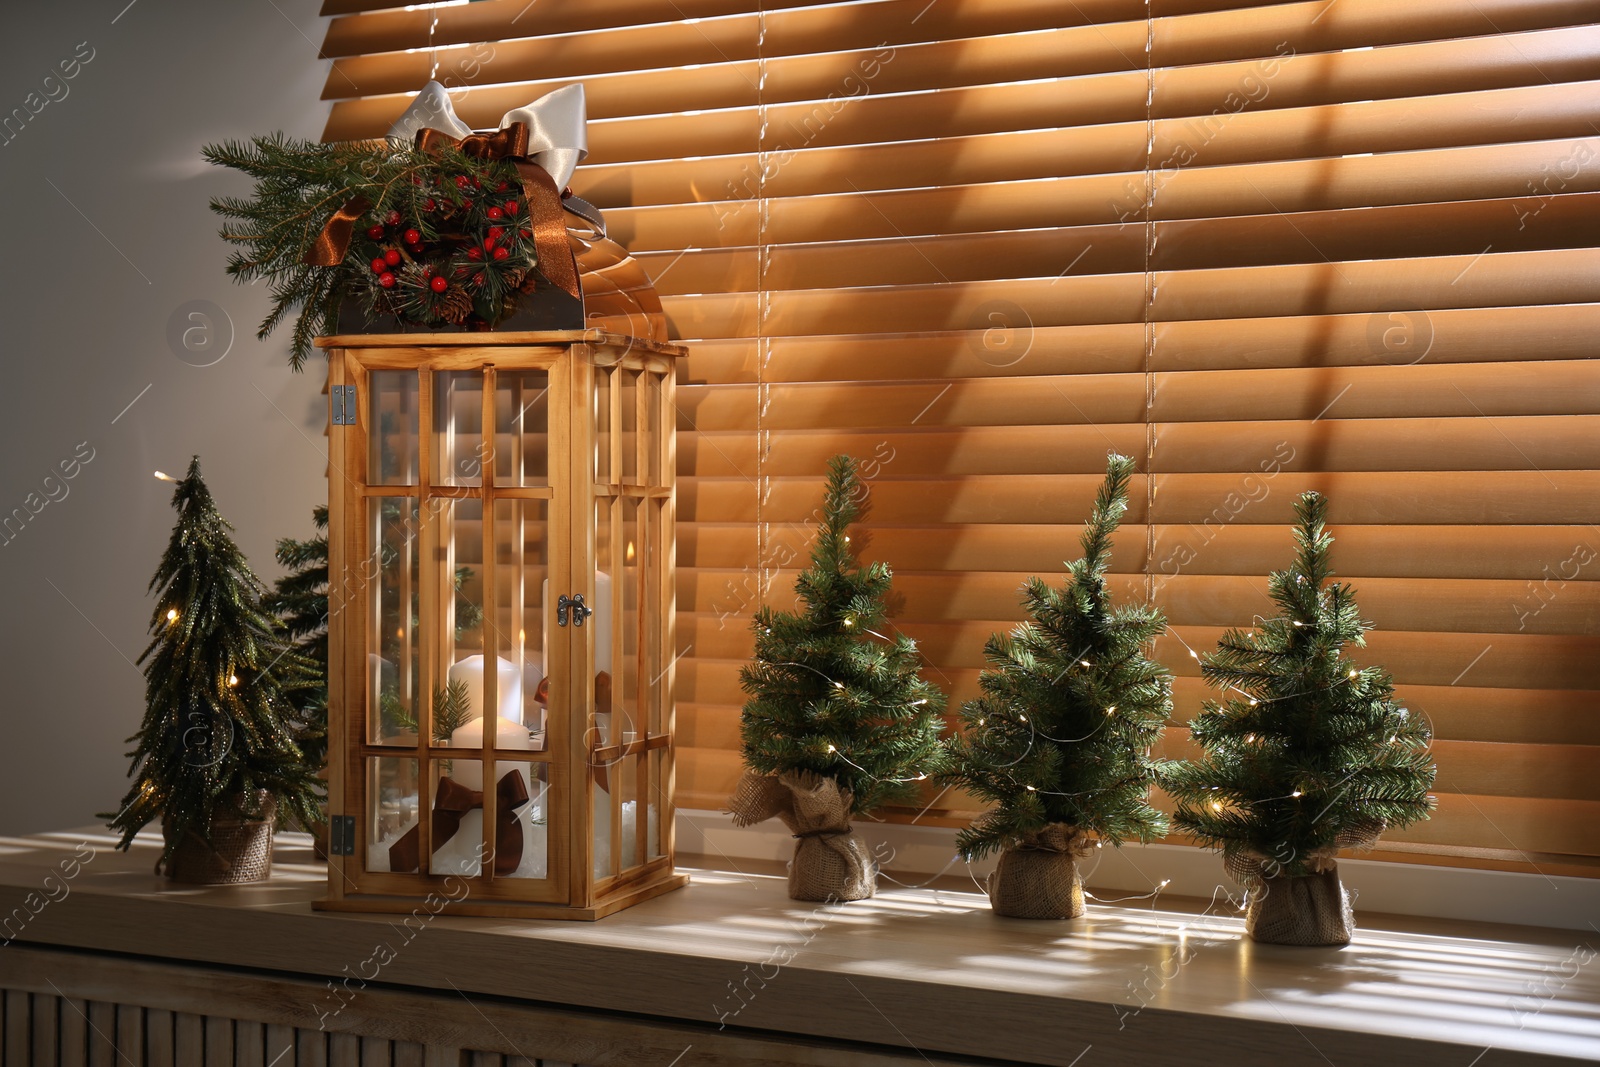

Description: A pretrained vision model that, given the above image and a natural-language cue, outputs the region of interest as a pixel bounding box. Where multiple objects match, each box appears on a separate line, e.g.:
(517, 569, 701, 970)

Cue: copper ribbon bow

(388, 768, 531, 877)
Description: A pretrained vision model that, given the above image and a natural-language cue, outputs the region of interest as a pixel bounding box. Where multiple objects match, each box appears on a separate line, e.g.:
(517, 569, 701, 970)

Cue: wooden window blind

(317, 0, 1600, 877)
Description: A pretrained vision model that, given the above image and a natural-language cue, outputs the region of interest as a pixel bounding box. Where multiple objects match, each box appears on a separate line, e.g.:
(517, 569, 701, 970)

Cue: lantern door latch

(557, 593, 593, 627)
(329, 814, 356, 856)
(331, 385, 357, 425)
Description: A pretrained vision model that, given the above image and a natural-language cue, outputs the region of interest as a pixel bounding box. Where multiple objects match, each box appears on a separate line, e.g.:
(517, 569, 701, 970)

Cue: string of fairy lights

(753, 602, 1409, 881)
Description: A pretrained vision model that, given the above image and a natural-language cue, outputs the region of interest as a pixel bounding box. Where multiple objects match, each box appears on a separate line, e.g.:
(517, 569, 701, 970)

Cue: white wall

(0, 0, 331, 834)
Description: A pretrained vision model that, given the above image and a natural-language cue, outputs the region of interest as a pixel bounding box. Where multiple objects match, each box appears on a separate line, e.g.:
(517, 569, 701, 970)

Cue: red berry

(403, 228, 422, 245)
(454, 175, 470, 189)
(378, 272, 397, 288)
(371, 257, 387, 274)
(504, 200, 520, 215)
(496, 181, 509, 192)
(385, 209, 402, 226)
(460, 199, 473, 210)
(488, 226, 505, 240)
(467, 247, 483, 261)
(492, 246, 510, 260)
(519, 228, 532, 239)
(384, 248, 402, 266)
(424, 198, 436, 212)
(473, 272, 485, 286)
(430, 275, 449, 293)
(366, 224, 385, 239)
(487, 206, 504, 220)
(471, 176, 481, 188)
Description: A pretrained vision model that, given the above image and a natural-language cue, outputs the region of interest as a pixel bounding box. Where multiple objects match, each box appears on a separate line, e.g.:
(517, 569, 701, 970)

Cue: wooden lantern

(313, 330, 689, 920)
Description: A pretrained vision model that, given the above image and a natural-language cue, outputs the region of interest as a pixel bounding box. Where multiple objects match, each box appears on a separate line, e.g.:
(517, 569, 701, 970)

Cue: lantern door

(576, 352, 677, 909)
(339, 347, 574, 904)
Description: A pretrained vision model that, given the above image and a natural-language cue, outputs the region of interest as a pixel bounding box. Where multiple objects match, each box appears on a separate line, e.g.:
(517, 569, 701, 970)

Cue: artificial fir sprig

(738, 455, 946, 815)
(204, 134, 540, 369)
(944, 454, 1170, 860)
(1161, 492, 1435, 879)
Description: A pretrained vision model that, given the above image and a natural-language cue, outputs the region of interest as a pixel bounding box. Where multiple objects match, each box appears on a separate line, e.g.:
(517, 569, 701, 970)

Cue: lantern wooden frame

(313, 330, 688, 920)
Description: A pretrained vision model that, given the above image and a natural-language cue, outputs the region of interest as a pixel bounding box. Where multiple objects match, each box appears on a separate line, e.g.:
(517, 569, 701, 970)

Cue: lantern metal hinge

(329, 814, 356, 855)
(331, 385, 357, 426)
(557, 593, 592, 627)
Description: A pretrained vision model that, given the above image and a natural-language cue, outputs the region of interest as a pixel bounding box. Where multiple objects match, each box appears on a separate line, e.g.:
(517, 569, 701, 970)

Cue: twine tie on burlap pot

(987, 824, 1097, 919)
(729, 770, 877, 902)
(1226, 819, 1385, 946)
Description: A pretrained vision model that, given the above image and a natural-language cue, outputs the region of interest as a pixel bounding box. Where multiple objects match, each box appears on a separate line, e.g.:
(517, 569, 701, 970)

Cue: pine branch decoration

(204, 135, 542, 370)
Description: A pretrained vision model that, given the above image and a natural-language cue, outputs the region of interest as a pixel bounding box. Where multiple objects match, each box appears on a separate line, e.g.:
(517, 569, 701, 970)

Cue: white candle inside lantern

(447, 713, 534, 789)
(447, 654, 522, 724)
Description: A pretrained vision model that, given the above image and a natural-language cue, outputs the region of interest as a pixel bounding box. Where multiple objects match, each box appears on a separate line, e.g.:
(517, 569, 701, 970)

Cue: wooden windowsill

(1, 828, 1595, 1065)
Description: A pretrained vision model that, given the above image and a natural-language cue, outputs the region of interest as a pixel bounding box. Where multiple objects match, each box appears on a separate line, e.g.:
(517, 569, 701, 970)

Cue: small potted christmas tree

(944, 454, 1170, 918)
(1162, 491, 1435, 945)
(730, 455, 946, 902)
(104, 458, 321, 884)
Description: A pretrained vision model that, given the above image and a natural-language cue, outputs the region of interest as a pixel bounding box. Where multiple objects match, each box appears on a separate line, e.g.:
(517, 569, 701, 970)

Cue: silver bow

(387, 81, 588, 190)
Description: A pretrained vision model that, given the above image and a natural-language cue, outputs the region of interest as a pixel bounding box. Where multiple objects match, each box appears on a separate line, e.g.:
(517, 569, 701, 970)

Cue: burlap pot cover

(986, 825, 1093, 919)
(729, 770, 877, 902)
(1245, 866, 1354, 946)
(160, 792, 276, 886)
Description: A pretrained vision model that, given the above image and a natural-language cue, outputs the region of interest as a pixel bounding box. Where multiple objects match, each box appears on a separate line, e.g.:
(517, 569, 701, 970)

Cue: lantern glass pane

(645, 371, 662, 486)
(432, 370, 485, 486)
(436, 499, 490, 745)
(649, 748, 664, 859)
(423, 759, 550, 881)
(368, 371, 418, 486)
(592, 762, 615, 880)
(618, 748, 641, 873)
(594, 367, 611, 485)
(594, 495, 616, 746)
(365, 756, 418, 873)
(619, 496, 641, 745)
(495, 370, 550, 487)
(487, 498, 549, 746)
(369, 497, 420, 746)
(619, 369, 639, 484)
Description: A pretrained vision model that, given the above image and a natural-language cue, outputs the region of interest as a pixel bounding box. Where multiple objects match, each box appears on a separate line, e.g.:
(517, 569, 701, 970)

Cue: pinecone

(438, 287, 473, 325)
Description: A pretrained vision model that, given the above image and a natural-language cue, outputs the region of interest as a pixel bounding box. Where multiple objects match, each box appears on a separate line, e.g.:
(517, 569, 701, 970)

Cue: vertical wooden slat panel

(86, 1001, 114, 1067)
(145, 1009, 175, 1067)
(174, 1014, 204, 1066)
(467, 1052, 500, 1067)
(265, 1023, 296, 1067)
(330, 1032, 361, 1067)
(297, 1028, 329, 1067)
(422, 1048, 462, 1067)
(58, 998, 87, 1067)
(390, 1043, 424, 1067)
(4, 991, 29, 1067)
(237, 1019, 265, 1067)
(204, 1016, 233, 1065)
(31, 993, 57, 1067)
(114, 1004, 142, 1067)
(360, 1037, 392, 1067)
